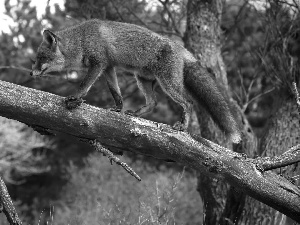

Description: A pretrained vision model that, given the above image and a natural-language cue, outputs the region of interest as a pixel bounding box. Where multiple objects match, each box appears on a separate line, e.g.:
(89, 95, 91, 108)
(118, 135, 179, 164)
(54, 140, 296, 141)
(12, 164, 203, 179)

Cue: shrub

(51, 152, 203, 225)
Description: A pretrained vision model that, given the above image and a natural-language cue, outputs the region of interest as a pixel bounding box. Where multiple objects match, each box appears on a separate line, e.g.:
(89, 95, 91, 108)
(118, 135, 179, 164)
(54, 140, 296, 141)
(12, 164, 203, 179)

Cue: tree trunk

(239, 92, 300, 225)
(184, 0, 257, 224)
(184, 2, 227, 222)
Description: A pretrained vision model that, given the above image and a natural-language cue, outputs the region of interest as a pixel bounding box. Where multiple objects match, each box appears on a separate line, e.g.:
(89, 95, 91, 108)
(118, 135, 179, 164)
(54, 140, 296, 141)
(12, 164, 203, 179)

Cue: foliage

(222, 1, 266, 111)
(222, 0, 300, 130)
(49, 152, 202, 225)
(0, 116, 54, 181)
(0, 116, 58, 223)
(0, 0, 299, 224)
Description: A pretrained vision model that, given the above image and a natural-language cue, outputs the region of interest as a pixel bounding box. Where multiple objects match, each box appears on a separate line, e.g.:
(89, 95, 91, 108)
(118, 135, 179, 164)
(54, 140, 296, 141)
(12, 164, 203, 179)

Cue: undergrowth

(39, 152, 203, 225)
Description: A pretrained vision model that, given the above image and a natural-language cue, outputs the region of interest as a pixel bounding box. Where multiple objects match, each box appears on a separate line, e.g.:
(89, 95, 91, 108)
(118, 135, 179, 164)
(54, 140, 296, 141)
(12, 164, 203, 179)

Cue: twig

(109, 0, 125, 21)
(290, 56, 300, 126)
(0, 66, 31, 73)
(255, 144, 300, 171)
(88, 140, 141, 181)
(223, 0, 249, 43)
(278, 0, 299, 9)
(242, 87, 275, 112)
(292, 81, 300, 116)
(0, 176, 22, 225)
(124, 5, 151, 30)
(157, 0, 181, 36)
(156, 30, 182, 37)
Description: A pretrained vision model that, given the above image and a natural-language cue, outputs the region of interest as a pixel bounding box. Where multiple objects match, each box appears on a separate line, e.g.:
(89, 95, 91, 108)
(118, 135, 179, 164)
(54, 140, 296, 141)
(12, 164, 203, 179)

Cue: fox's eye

(39, 57, 46, 62)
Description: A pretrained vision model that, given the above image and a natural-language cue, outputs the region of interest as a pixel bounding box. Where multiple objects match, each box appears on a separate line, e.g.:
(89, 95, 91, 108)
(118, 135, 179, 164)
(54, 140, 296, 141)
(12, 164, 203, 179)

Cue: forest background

(0, 0, 299, 224)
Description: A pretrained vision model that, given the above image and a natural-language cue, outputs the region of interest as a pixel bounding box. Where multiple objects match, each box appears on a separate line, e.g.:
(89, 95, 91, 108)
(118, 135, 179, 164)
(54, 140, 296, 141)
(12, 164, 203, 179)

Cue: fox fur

(31, 19, 241, 143)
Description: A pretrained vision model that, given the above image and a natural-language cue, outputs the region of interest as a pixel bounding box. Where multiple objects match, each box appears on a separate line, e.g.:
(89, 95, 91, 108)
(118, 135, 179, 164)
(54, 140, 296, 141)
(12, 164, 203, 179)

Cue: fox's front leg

(65, 64, 105, 109)
(104, 66, 123, 112)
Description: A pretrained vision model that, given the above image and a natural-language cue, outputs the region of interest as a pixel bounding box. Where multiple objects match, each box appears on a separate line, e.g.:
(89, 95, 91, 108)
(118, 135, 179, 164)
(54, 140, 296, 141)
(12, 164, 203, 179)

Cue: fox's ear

(43, 30, 58, 48)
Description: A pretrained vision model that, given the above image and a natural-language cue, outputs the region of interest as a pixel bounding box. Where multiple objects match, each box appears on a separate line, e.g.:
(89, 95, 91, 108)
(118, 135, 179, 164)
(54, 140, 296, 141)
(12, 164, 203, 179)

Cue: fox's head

(30, 30, 65, 77)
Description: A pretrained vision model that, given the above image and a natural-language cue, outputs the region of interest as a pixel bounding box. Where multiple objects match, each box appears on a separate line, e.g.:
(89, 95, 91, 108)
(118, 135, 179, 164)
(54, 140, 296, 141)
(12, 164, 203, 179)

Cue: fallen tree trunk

(0, 80, 299, 222)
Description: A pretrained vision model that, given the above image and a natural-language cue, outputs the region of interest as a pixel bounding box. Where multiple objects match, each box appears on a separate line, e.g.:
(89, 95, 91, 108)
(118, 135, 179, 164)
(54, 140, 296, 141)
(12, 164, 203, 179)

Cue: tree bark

(0, 80, 299, 221)
(183, 0, 256, 224)
(0, 177, 22, 225)
(184, 2, 228, 222)
(242, 94, 300, 225)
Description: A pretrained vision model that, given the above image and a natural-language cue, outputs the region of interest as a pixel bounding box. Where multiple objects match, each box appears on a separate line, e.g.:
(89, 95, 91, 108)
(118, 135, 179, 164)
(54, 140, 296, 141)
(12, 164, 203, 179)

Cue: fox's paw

(109, 106, 122, 113)
(228, 131, 242, 144)
(65, 96, 84, 109)
(172, 121, 186, 132)
(124, 110, 138, 116)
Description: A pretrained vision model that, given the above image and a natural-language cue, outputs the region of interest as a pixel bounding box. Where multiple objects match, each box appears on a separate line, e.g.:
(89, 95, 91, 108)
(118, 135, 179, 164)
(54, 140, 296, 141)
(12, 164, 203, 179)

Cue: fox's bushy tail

(184, 61, 241, 143)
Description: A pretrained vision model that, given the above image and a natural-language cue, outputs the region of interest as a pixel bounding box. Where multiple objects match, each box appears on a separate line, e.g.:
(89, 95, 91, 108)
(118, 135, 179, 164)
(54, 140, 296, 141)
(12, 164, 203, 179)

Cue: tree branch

(0, 80, 299, 222)
(0, 66, 30, 72)
(88, 140, 141, 181)
(0, 177, 22, 225)
(255, 144, 300, 171)
(292, 81, 300, 117)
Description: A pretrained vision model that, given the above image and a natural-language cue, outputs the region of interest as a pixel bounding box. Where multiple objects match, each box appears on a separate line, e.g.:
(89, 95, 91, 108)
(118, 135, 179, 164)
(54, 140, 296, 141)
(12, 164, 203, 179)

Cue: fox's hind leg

(155, 61, 193, 131)
(125, 74, 157, 116)
(157, 76, 193, 131)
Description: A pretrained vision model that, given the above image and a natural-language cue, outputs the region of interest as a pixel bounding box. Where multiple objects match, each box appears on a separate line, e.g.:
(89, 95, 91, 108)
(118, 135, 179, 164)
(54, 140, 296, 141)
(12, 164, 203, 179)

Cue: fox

(30, 19, 241, 143)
